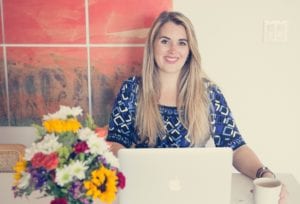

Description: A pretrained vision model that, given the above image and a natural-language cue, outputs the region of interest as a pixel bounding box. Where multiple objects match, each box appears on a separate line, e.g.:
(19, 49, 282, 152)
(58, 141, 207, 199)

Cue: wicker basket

(0, 144, 25, 172)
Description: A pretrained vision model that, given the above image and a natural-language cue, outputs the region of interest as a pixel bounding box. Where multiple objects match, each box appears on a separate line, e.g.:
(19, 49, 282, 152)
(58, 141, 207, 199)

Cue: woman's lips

(164, 56, 179, 63)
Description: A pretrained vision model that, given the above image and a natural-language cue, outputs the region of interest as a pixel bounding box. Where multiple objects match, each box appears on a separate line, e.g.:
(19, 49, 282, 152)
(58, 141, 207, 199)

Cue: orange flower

(95, 127, 108, 138)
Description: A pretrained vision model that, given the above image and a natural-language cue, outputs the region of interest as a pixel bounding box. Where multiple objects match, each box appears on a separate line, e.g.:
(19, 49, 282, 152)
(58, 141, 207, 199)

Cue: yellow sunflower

(84, 166, 118, 203)
(43, 118, 81, 133)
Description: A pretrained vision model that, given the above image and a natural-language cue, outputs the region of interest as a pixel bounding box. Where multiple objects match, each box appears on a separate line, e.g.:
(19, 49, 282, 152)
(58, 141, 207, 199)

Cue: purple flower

(68, 180, 82, 199)
(30, 168, 48, 188)
(79, 198, 92, 204)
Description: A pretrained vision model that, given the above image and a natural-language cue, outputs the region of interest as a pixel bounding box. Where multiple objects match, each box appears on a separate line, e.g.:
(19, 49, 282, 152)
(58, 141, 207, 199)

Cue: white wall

(174, 0, 300, 182)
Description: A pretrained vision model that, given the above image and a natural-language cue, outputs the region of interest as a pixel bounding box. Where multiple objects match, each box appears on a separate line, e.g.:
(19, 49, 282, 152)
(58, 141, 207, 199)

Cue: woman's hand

(278, 184, 288, 204)
(262, 173, 288, 204)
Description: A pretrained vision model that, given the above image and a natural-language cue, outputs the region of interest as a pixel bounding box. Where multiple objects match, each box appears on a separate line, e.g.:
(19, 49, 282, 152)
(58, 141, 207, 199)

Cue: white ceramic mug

(253, 177, 282, 204)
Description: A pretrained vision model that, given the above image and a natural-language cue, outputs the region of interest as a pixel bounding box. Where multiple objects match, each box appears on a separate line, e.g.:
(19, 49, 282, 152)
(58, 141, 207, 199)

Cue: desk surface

(1, 173, 299, 204)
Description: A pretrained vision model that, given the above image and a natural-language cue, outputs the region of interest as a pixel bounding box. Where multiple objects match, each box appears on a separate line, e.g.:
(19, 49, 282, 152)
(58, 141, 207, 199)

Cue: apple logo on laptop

(168, 177, 182, 191)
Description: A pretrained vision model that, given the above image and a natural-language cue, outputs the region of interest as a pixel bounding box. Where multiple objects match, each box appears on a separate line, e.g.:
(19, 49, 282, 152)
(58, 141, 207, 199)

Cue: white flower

(78, 127, 98, 141)
(55, 166, 73, 186)
(25, 134, 62, 160)
(69, 160, 88, 180)
(43, 105, 83, 120)
(86, 135, 110, 155)
(103, 151, 119, 168)
(24, 148, 36, 161)
(17, 172, 31, 189)
(55, 160, 88, 186)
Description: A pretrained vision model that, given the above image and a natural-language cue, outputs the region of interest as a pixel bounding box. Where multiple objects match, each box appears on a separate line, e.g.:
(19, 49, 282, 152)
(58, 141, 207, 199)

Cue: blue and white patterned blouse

(106, 76, 245, 150)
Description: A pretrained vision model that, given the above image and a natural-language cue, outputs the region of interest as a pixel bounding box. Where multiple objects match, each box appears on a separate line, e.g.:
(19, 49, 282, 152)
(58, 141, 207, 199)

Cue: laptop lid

(118, 147, 233, 204)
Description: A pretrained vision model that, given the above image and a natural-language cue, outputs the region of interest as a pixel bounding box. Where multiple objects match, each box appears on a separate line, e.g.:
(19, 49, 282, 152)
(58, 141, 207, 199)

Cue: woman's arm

(106, 77, 139, 153)
(233, 144, 274, 179)
(109, 142, 125, 156)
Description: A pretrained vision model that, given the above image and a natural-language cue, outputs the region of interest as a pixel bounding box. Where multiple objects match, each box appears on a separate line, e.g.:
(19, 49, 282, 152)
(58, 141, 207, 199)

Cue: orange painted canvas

(3, 0, 86, 43)
(0, 8, 2, 44)
(0, 48, 8, 125)
(7, 47, 89, 125)
(91, 47, 143, 126)
(89, 0, 172, 43)
(0, 0, 172, 126)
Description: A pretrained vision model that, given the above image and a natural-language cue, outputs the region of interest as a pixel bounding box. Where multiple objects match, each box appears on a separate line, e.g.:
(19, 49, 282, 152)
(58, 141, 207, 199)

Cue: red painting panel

(7, 47, 89, 126)
(89, 0, 172, 43)
(90, 47, 143, 126)
(3, 0, 86, 43)
(0, 47, 8, 125)
(0, 7, 2, 44)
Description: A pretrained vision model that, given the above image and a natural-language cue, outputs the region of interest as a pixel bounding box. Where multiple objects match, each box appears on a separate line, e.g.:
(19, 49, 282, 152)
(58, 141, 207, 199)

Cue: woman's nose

(168, 43, 177, 53)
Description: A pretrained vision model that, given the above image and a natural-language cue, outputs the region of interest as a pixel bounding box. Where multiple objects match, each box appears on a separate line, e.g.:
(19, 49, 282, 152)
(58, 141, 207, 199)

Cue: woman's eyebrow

(158, 36, 170, 40)
(179, 39, 188, 42)
(158, 36, 188, 42)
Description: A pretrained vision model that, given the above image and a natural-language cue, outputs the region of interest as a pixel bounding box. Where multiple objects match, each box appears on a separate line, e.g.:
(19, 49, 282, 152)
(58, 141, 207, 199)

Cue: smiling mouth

(164, 56, 179, 63)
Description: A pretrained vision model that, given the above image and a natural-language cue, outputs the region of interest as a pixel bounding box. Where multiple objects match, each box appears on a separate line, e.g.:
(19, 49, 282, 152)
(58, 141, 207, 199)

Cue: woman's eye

(179, 41, 187, 46)
(160, 39, 168, 44)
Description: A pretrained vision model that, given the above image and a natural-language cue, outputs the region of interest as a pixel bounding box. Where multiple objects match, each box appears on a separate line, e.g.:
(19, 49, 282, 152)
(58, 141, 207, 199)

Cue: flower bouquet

(12, 106, 125, 204)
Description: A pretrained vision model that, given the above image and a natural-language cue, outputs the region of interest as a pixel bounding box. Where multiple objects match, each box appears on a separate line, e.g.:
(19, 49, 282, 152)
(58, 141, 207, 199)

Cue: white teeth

(165, 56, 178, 62)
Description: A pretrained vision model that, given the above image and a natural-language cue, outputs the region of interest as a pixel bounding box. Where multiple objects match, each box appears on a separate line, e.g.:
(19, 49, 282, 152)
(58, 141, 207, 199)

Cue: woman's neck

(158, 72, 179, 106)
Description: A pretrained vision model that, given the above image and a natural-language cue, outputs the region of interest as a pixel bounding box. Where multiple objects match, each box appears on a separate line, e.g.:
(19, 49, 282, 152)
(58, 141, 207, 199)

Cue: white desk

(1, 173, 299, 203)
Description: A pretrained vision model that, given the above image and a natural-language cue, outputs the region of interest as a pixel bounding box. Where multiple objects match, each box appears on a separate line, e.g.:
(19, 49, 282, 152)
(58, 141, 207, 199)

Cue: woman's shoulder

(203, 78, 226, 104)
(123, 76, 141, 86)
(203, 78, 220, 93)
(119, 75, 141, 94)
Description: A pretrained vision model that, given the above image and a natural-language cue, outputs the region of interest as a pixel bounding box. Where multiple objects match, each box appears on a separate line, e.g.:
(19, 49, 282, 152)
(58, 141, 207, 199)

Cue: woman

(106, 11, 286, 203)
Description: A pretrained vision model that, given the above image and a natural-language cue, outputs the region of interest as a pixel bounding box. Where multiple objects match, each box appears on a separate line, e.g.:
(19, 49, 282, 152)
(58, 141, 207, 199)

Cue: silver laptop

(118, 147, 233, 204)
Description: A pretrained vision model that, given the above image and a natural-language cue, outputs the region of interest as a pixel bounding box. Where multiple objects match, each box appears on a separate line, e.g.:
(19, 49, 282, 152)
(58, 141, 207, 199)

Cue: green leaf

(57, 146, 72, 166)
(85, 114, 97, 130)
(57, 132, 77, 147)
(32, 124, 46, 140)
(79, 153, 85, 161)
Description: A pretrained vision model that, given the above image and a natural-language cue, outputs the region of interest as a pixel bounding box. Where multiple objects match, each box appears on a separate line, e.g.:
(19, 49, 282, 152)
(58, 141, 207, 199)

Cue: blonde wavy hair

(136, 11, 211, 147)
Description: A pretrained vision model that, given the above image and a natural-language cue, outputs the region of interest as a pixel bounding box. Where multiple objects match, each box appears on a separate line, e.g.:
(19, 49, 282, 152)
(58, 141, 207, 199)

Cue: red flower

(117, 172, 126, 189)
(50, 197, 67, 204)
(31, 152, 59, 170)
(74, 141, 89, 153)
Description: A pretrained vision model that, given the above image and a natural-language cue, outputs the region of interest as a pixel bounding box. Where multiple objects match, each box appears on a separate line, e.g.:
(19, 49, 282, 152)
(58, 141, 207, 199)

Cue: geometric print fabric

(107, 76, 245, 150)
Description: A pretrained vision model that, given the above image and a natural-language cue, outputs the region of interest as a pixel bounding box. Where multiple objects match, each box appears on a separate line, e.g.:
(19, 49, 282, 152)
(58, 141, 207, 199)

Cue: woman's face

(154, 22, 190, 75)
